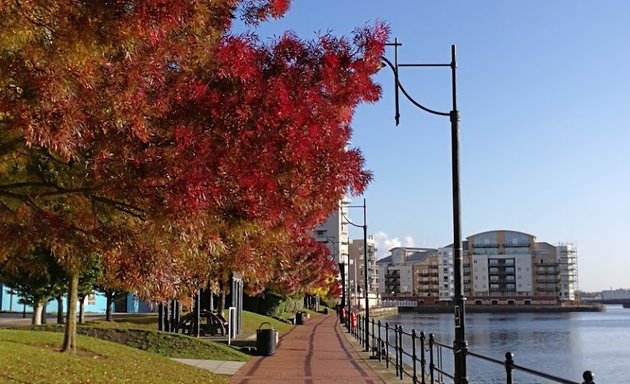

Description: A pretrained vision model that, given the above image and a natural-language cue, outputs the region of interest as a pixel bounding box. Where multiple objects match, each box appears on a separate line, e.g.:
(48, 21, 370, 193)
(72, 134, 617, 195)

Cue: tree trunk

(218, 290, 226, 315)
(32, 299, 43, 326)
(105, 291, 113, 321)
(78, 296, 85, 324)
(41, 304, 47, 324)
(62, 271, 79, 353)
(56, 296, 65, 324)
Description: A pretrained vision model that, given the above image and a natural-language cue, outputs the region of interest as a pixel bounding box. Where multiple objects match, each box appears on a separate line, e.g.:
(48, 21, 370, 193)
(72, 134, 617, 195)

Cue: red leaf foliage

(0, 0, 389, 301)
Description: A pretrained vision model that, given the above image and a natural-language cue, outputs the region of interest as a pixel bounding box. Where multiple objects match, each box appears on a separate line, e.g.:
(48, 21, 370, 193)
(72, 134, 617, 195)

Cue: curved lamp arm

(381, 56, 450, 118)
(340, 209, 364, 229)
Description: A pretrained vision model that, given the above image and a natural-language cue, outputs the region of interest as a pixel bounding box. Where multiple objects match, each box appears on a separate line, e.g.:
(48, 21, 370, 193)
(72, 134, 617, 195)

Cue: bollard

(582, 371, 595, 384)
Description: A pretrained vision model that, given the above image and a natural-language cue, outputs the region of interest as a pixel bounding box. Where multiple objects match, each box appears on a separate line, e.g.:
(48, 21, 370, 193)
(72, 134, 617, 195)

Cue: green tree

(0, 246, 66, 325)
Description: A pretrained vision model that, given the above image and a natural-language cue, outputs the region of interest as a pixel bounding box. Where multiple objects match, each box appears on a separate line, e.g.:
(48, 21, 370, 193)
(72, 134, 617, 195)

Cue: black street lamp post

(323, 239, 346, 322)
(381, 40, 467, 384)
(343, 198, 370, 352)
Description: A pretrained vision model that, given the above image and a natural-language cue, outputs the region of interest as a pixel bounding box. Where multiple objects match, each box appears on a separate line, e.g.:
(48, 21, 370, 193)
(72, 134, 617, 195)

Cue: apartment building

(376, 247, 438, 298)
(438, 230, 579, 305)
(348, 236, 377, 296)
(312, 197, 350, 277)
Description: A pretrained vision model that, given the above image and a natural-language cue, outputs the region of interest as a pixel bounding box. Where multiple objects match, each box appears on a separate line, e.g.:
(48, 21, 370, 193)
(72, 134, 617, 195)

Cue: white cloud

(373, 231, 417, 260)
(403, 235, 416, 247)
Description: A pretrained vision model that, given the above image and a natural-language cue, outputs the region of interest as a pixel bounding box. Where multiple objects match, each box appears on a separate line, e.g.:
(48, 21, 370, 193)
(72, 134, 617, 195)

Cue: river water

(384, 305, 630, 383)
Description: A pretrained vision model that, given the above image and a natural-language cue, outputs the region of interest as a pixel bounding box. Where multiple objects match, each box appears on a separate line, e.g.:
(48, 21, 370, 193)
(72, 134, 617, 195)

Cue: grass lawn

(0, 329, 229, 384)
(19, 322, 249, 361)
(240, 310, 294, 335)
(14, 308, 313, 365)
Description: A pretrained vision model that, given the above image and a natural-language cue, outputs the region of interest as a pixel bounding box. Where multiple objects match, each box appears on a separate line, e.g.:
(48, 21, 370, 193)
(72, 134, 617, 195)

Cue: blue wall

(0, 284, 151, 314)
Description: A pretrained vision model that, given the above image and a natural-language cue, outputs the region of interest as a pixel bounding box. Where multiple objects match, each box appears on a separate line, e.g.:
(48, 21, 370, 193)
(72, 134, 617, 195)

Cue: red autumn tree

(0, 0, 388, 352)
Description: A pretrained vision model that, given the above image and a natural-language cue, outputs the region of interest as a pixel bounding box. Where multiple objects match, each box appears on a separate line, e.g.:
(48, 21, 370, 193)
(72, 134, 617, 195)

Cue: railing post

(429, 334, 435, 384)
(420, 331, 427, 384)
(377, 320, 382, 361)
(399, 325, 404, 379)
(505, 352, 514, 384)
(394, 324, 399, 376)
(385, 322, 390, 369)
(582, 371, 595, 384)
(412, 329, 418, 384)
(371, 318, 375, 356)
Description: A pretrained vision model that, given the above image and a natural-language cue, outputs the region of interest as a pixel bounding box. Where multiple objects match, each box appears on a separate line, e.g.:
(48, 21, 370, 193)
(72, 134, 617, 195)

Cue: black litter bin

(256, 322, 277, 356)
(295, 311, 304, 325)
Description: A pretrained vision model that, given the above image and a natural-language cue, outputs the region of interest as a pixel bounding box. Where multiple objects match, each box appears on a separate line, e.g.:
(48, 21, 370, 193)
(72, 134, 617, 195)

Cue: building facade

(348, 236, 377, 298)
(0, 284, 150, 314)
(312, 198, 350, 285)
(437, 230, 579, 305)
(376, 247, 439, 298)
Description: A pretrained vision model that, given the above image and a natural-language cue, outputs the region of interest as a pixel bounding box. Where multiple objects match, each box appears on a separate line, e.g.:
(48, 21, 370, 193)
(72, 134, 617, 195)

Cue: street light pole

(381, 41, 468, 384)
(324, 239, 346, 322)
(343, 199, 369, 352)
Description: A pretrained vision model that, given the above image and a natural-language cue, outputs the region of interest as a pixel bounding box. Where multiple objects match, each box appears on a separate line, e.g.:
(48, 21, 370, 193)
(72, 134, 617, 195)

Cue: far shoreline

(394, 303, 605, 314)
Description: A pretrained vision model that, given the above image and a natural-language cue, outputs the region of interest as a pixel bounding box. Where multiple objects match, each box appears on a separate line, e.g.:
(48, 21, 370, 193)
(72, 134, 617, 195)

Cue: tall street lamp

(381, 40, 467, 384)
(342, 198, 370, 352)
(323, 239, 345, 321)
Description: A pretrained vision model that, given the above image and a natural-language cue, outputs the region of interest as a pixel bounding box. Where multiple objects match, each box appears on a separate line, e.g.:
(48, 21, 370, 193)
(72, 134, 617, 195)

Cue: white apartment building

(557, 243, 578, 300)
(312, 197, 350, 286)
(438, 244, 459, 301)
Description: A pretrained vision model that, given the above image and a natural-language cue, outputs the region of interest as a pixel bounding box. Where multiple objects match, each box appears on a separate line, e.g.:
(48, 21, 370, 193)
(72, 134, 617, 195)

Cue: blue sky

(233, 1, 630, 292)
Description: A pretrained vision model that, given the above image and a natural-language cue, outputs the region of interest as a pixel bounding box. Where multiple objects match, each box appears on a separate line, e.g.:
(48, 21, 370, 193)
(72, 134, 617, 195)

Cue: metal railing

(347, 314, 596, 384)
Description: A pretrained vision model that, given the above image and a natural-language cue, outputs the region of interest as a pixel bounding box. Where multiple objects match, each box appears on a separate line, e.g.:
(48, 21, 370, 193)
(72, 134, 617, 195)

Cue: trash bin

(295, 311, 304, 325)
(256, 322, 277, 356)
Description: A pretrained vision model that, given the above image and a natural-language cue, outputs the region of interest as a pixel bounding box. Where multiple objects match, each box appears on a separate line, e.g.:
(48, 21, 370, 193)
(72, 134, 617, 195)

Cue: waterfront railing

(348, 314, 596, 384)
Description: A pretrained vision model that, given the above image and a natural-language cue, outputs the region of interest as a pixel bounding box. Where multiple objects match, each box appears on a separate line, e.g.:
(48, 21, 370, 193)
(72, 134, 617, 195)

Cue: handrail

(348, 315, 595, 384)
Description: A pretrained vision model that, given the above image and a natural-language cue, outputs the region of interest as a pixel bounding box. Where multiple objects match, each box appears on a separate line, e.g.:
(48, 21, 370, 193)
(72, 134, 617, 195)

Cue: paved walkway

(172, 358, 246, 375)
(230, 314, 394, 384)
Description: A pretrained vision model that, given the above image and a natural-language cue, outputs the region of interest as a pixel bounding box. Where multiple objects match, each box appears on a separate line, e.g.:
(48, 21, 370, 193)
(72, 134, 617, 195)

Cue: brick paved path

(230, 314, 385, 384)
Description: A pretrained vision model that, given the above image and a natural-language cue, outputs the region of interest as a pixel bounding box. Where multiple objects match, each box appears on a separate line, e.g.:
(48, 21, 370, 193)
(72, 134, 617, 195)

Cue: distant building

(601, 288, 630, 301)
(438, 230, 579, 305)
(376, 247, 439, 299)
(312, 197, 350, 282)
(348, 236, 377, 296)
(380, 230, 579, 307)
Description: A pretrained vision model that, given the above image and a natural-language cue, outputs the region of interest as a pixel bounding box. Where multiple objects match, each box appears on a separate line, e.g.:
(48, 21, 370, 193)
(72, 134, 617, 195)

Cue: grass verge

(0, 329, 229, 384)
(18, 323, 249, 361)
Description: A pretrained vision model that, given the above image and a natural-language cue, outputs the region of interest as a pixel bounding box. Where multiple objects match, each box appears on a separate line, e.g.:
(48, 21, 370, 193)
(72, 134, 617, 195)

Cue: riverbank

(398, 303, 604, 314)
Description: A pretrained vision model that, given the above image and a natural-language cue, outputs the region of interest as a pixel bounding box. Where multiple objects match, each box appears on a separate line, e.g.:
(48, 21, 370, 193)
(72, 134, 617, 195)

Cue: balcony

(473, 243, 499, 248)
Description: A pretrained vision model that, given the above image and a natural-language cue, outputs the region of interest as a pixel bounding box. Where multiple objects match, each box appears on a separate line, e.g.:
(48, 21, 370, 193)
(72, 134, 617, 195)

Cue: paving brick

(230, 314, 388, 384)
